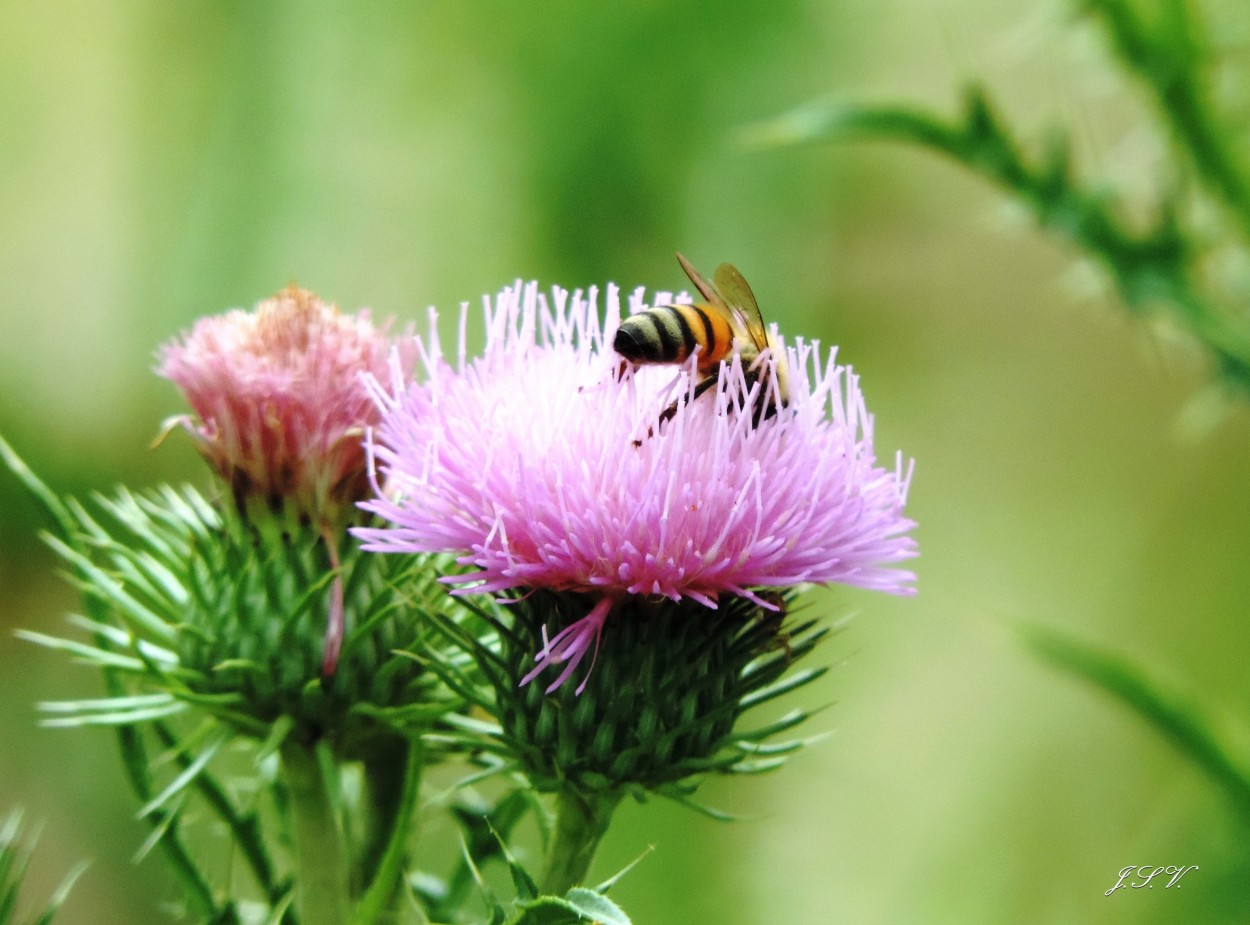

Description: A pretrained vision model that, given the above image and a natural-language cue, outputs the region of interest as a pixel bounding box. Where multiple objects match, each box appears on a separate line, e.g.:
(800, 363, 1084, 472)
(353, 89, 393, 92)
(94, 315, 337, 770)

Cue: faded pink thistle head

(357, 281, 917, 691)
(158, 285, 410, 528)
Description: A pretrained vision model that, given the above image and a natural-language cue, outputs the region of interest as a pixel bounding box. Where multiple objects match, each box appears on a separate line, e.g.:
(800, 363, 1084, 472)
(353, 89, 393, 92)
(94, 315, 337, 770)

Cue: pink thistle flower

(158, 285, 414, 675)
(158, 284, 408, 528)
(357, 281, 916, 692)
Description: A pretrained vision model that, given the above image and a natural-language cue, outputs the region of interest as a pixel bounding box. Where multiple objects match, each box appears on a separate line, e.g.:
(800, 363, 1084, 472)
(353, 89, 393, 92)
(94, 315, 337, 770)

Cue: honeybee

(614, 253, 789, 426)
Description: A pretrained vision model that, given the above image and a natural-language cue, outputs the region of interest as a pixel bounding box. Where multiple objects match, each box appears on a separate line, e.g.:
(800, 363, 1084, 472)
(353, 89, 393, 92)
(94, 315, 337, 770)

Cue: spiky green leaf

(1020, 622, 1250, 822)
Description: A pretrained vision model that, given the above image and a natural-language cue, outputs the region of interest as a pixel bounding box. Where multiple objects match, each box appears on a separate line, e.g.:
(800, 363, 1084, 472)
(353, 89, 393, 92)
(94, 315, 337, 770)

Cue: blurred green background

(3, 1, 1249, 922)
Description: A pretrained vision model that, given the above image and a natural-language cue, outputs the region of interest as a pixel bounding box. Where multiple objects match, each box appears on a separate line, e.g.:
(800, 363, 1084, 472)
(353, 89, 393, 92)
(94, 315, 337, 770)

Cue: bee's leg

(631, 406, 669, 448)
(657, 399, 680, 427)
(752, 392, 777, 426)
(632, 376, 717, 448)
(631, 397, 681, 448)
(744, 372, 788, 426)
(659, 376, 716, 427)
(691, 376, 719, 402)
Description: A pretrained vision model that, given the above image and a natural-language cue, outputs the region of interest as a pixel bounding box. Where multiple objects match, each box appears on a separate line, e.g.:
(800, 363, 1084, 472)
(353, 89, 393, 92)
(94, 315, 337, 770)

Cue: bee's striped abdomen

(613, 304, 733, 371)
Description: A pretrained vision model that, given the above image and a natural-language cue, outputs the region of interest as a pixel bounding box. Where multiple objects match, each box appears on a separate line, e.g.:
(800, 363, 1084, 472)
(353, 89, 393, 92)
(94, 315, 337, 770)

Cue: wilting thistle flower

(158, 284, 405, 528)
(14, 287, 458, 755)
(359, 281, 916, 693)
(159, 285, 414, 675)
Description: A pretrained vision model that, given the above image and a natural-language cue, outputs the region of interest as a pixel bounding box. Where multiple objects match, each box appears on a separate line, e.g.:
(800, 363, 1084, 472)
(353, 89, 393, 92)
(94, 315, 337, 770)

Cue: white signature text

(1106, 865, 1198, 896)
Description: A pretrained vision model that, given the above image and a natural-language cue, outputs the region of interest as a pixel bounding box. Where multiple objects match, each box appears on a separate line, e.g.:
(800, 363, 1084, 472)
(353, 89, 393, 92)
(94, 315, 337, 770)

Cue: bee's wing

(676, 252, 723, 306)
(713, 262, 769, 352)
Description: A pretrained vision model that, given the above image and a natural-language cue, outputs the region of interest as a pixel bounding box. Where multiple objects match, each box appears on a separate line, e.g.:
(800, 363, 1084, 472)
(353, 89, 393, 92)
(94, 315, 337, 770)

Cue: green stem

(351, 737, 424, 925)
(800, 96, 1250, 390)
(282, 740, 351, 925)
(539, 790, 622, 896)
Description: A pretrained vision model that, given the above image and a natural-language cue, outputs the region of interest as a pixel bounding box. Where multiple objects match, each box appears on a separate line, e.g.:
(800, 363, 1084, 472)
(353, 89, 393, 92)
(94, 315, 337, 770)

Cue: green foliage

(467, 824, 634, 925)
(751, 0, 1250, 860)
(4, 437, 278, 921)
(0, 812, 86, 925)
(1019, 622, 1250, 823)
(2, 439, 468, 924)
(4, 437, 649, 924)
(1079, 0, 1250, 232)
(504, 890, 631, 925)
(747, 0, 1250, 395)
(416, 790, 542, 923)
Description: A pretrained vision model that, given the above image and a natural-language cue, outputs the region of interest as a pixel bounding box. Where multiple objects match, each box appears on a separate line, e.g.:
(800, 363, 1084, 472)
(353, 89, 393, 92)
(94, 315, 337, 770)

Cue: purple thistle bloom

(357, 281, 916, 692)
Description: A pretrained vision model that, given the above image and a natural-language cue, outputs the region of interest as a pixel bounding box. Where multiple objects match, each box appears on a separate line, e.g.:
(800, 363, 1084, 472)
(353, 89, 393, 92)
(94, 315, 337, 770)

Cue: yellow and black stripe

(613, 304, 734, 372)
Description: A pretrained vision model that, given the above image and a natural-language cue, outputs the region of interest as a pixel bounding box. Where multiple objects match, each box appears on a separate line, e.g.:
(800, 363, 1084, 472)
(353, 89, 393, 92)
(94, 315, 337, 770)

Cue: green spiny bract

(34, 483, 466, 756)
(450, 589, 830, 796)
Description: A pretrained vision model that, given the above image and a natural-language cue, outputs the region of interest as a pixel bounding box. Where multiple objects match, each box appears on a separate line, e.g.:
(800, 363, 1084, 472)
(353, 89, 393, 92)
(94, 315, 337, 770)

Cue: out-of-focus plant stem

(1082, 0, 1250, 242)
(746, 0, 1250, 395)
(282, 740, 351, 925)
(744, 90, 1250, 392)
(351, 737, 423, 925)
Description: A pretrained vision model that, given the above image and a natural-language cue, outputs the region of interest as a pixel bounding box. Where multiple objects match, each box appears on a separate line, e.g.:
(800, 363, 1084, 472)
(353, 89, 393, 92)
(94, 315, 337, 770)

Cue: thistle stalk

(352, 737, 424, 925)
(539, 789, 622, 896)
(282, 740, 351, 925)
